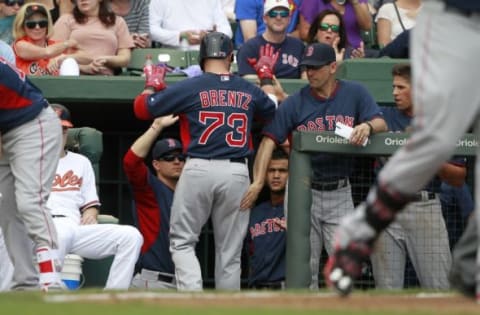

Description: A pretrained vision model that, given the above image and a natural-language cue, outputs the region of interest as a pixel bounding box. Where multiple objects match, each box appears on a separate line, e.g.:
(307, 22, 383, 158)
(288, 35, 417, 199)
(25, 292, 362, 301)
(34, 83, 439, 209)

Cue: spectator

(377, 28, 410, 58)
(110, 0, 150, 48)
(1, 58, 64, 291)
(237, 0, 305, 79)
(375, 0, 422, 47)
(25, 0, 73, 22)
(133, 32, 277, 290)
(0, 0, 23, 44)
(234, 0, 301, 48)
(306, 9, 366, 61)
(53, 0, 133, 75)
(241, 43, 387, 289)
(298, 0, 372, 49)
(370, 63, 463, 290)
(221, 0, 235, 22)
(49, 103, 143, 290)
(124, 117, 185, 290)
(149, 0, 231, 50)
(12, 3, 76, 75)
(246, 148, 288, 290)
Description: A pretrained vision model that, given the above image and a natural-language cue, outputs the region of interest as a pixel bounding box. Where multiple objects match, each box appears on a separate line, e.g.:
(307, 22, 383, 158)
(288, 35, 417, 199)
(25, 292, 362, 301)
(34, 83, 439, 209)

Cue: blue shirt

(237, 35, 305, 78)
(246, 200, 286, 286)
(264, 80, 382, 181)
(0, 40, 15, 65)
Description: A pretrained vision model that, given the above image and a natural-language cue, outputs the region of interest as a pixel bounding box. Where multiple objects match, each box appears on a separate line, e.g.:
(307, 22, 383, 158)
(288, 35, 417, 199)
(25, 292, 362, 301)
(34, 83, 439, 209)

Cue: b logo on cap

(167, 138, 177, 148)
(306, 46, 314, 57)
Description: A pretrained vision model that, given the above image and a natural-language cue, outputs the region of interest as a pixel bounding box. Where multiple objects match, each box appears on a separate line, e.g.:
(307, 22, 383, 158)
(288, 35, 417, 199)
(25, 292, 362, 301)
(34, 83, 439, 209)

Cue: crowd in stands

(1, 0, 474, 293)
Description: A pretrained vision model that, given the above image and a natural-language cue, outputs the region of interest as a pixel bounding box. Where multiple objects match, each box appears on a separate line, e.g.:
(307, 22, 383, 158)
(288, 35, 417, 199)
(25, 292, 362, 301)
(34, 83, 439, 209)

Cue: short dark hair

(392, 63, 411, 82)
(306, 9, 348, 51)
(72, 0, 115, 26)
(271, 148, 289, 161)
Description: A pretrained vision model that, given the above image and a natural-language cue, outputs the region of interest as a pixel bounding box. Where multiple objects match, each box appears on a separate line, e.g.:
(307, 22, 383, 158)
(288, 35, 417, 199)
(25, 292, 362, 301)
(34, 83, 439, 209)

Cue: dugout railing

(286, 131, 477, 289)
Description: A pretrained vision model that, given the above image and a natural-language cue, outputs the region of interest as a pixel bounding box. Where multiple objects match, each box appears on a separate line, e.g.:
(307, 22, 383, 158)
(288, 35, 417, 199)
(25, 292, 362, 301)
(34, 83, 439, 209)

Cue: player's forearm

(131, 122, 164, 158)
(252, 137, 276, 186)
(368, 117, 388, 134)
(438, 163, 466, 187)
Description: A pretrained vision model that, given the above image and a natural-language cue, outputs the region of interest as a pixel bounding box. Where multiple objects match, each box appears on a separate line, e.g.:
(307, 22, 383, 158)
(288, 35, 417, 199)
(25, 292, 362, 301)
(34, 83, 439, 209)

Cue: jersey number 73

(198, 111, 247, 147)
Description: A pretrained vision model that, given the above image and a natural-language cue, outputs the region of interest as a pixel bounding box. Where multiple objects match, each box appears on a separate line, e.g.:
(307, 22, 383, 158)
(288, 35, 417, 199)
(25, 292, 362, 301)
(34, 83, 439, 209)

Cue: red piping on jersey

(178, 114, 191, 155)
(134, 93, 153, 120)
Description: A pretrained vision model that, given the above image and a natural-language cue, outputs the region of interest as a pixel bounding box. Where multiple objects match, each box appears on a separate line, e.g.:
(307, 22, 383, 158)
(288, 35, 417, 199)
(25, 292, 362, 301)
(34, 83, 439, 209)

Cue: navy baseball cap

(51, 103, 73, 128)
(299, 43, 336, 67)
(152, 138, 182, 160)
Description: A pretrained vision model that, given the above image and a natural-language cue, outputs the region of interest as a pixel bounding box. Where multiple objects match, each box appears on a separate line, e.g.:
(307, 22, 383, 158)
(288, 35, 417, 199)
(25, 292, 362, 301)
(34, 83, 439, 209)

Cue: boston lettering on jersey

(249, 217, 286, 238)
(199, 90, 252, 110)
(51, 170, 83, 192)
(296, 115, 355, 132)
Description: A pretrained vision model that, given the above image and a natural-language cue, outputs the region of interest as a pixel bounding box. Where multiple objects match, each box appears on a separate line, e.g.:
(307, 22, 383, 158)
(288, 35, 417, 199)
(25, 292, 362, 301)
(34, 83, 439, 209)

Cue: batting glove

(247, 43, 280, 85)
(145, 65, 167, 92)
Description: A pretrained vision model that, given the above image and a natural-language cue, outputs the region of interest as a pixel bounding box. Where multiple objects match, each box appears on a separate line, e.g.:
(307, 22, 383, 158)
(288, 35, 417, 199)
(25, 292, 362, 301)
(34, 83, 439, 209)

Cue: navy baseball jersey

(246, 200, 286, 286)
(123, 149, 175, 274)
(136, 73, 277, 159)
(237, 35, 305, 78)
(0, 58, 48, 133)
(263, 80, 383, 181)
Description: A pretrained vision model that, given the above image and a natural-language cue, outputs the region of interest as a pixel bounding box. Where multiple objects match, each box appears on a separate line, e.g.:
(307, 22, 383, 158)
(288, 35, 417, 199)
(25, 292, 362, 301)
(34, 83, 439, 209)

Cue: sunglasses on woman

(25, 20, 48, 29)
(158, 153, 186, 162)
(267, 10, 290, 18)
(5, 0, 25, 6)
(319, 23, 340, 33)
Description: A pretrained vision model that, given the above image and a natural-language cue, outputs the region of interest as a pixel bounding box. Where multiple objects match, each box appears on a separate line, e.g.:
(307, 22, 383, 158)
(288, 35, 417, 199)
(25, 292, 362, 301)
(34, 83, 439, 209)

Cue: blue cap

(152, 138, 182, 159)
(299, 43, 336, 67)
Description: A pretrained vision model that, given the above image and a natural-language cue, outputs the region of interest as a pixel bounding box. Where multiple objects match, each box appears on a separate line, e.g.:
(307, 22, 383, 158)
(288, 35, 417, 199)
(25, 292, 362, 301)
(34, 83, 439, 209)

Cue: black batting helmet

(198, 31, 234, 71)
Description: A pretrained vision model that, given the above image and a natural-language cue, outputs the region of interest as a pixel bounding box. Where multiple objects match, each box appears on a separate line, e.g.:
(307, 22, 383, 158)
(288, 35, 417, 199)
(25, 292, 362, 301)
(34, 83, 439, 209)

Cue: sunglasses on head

(25, 19, 48, 29)
(267, 10, 289, 18)
(5, 0, 24, 6)
(319, 23, 340, 33)
(158, 153, 186, 162)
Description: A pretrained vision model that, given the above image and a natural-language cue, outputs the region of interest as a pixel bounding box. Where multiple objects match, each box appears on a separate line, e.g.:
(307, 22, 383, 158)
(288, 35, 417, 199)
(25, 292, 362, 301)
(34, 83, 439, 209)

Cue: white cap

(264, 0, 290, 15)
(59, 57, 80, 76)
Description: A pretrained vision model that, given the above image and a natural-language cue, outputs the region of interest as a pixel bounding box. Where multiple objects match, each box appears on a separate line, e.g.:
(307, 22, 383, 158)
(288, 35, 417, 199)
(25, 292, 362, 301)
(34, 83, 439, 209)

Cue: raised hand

(247, 43, 280, 83)
(145, 64, 167, 92)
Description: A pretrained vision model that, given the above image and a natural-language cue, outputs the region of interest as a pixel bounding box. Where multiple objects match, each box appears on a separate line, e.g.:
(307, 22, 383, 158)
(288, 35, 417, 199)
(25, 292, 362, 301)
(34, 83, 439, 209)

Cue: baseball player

(370, 63, 465, 289)
(324, 0, 480, 299)
(241, 42, 387, 289)
(246, 148, 288, 289)
(49, 104, 143, 289)
(134, 31, 277, 290)
(124, 116, 184, 289)
(0, 57, 63, 291)
(0, 39, 15, 291)
(237, 0, 305, 79)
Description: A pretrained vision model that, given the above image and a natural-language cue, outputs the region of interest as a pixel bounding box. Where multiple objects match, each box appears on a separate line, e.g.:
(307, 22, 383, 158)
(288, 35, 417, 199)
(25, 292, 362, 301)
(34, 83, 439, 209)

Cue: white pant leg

(70, 224, 143, 290)
(370, 220, 407, 289)
(2, 107, 62, 249)
(170, 159, 214, 291)
(210, 162, 249, 290)
(0, 229, 14, 291)
(406, 199, 451, 289)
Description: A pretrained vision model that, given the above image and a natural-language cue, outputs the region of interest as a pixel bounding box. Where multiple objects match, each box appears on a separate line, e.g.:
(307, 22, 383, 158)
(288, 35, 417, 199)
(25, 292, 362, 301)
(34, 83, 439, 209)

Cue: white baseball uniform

(48, 151, 143, 289)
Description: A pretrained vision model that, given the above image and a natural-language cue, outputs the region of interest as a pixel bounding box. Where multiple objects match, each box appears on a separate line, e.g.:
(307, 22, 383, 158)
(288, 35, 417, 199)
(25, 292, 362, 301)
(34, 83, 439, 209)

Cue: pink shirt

(53, 14, 134, 75)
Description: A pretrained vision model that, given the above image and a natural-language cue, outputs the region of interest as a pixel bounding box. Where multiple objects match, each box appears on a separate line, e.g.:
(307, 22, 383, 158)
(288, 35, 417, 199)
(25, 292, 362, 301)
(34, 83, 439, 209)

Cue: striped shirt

(120, 0, 150, 35)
